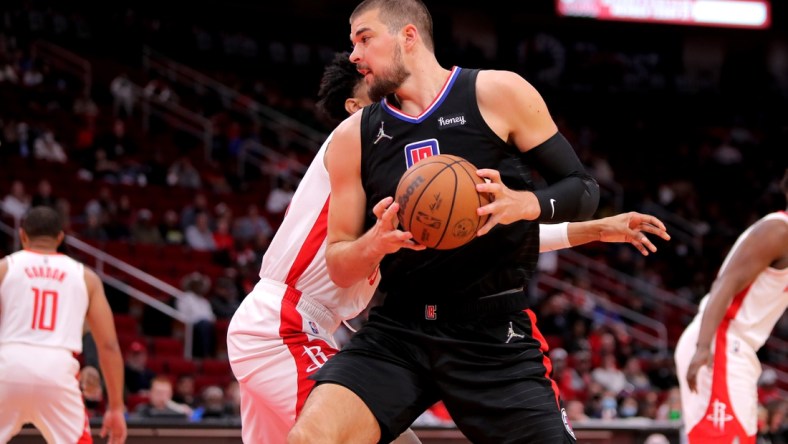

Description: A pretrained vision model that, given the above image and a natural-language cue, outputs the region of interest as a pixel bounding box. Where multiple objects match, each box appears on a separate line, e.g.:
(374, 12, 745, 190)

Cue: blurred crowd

(0, 2, 786, 437)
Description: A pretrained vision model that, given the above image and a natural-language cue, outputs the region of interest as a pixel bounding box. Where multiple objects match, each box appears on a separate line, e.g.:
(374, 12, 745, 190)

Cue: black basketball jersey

(359, 67, 540, 303)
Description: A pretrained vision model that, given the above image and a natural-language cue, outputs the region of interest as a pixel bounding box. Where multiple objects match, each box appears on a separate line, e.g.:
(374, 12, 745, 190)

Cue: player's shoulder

(476, 69, 540, 102)
(330, 111, 363, 146)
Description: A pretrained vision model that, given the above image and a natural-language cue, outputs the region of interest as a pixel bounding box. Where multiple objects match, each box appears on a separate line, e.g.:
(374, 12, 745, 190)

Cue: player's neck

(23, 240, 59, 254)
(393, 61, 451, 115)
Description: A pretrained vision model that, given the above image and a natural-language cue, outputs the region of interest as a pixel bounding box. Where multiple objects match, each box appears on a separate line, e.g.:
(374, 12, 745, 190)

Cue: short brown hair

(351, 0, 434, 51)
(21, 206, 63, 238)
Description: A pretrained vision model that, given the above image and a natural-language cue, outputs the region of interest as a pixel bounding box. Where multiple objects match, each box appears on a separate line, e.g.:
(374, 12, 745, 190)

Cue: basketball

(395, 154, 491, 250)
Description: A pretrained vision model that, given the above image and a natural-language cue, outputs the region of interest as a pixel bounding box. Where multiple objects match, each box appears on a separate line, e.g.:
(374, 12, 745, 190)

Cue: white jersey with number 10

(0, 250, 88, 353)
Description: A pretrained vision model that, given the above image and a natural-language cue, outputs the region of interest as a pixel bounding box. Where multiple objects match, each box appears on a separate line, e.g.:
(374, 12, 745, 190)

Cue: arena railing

(538, 273, 669, 355)
(141, 46, 326, 153)
(32, 40, 92, 95)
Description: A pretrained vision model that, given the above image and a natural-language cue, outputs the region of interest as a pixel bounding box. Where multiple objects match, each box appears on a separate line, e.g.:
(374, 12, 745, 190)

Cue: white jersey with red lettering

(257, 131, 380, 323)
(228, 132, 380, 444)
(0, 250, 88, 353)
(675, 211, 788, 443)
(0, 250, 92, 443)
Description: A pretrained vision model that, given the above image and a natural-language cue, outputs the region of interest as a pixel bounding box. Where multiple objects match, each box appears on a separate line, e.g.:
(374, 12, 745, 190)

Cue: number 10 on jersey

(31, 288, 58, 331)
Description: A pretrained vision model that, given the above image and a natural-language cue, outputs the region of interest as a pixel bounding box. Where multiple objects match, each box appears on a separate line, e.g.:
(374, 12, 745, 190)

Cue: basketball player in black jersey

(288, 1, 602, 440)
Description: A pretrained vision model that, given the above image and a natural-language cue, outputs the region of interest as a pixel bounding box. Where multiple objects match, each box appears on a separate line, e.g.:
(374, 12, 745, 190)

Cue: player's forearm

(97, 341, 125, 410)
(326, 235, 384, 288)
(567, 219, 606, 247)
(695, 277, 741, 349)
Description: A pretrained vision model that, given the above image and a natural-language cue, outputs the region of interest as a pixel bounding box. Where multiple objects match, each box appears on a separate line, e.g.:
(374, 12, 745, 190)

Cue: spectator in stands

(72, 91, 99, 123)
(130, 208, 163, 245)
(224, 381, 241, 418)
(197, 385, 231, 419)
(109, 72, 135, 119)
(760, 399, 787, 444)
(265, 177, 295, 217)
(172, 375, 197, 408)
(209, 276, 241, 319)
(143, 74, 177, 104)
(167, 155, 202, 189)
(622, 356, 652, 393)
(1, 180, 30, 220)
(88, 148, 121, 183)
(124, 340, 156, 394)
(618, 395, 641, 419)
(159, 209, 185, 245)
(33, 129, 67, 163)
(757, 368, 781, 406)
(30, 179, 57, 208)
(232, 204, 272, 243)
(185, 212, 216, 251)
(97, 119, 137, 161)
(176, 272, 216, 358)
(592, 353, 628, 395)
(565, 400, 589, 423)
(212, 215, 235, 265)
(79, 365, 105, 418)
(655, 386, 682, 421)
(132, 376, 190, 419)
(80, 212, 109, 242)
(181, 194, 211, 230)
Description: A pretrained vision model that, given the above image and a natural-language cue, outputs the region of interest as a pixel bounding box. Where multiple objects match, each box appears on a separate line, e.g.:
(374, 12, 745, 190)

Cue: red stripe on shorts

(525, 309, 561, 408)
(688, 284, 754, 443)
(281, 197, 331, 415)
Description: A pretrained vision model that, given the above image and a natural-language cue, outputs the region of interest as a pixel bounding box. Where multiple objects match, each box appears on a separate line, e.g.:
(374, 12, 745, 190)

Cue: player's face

(349, 9, 410, 102)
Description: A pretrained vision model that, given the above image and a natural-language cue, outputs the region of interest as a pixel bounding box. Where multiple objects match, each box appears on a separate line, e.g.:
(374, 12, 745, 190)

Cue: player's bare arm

(474, 70, 599, 235)
(562, 212, 671, 256)
(325, 114, 424, 288)
(686, 219, 788, 392)
(475, 70, 558, 151)
(0, 258, 7, 287)
(85, 268, 127, 443)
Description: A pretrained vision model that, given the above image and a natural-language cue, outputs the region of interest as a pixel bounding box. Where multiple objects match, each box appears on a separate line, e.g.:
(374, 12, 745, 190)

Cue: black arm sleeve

(521, 131, 600, 222)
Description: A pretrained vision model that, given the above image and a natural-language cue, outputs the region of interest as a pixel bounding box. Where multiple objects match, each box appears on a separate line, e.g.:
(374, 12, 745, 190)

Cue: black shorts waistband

(378, 288, 528, 322)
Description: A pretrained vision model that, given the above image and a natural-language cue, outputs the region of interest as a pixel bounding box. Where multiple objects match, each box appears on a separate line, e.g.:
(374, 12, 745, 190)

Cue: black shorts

(311, 292, 576, 444)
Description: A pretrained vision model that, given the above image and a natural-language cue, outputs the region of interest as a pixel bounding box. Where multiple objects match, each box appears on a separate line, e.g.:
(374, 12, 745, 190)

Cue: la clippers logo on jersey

(705, 398, 734, 431)
(404, 139, 440, 168)
(302, 345, 334, 372)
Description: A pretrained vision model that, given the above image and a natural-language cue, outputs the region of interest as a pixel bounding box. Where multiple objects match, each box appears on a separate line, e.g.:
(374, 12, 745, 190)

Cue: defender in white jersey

(227, 52, 670, 444)
(676, 170, 788, 444)
(0, 206, 126, 444)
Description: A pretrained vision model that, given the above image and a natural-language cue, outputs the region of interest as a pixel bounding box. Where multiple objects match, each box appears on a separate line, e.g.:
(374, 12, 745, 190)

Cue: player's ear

(18, 229, 28, 248)
(56, 231, 65, 245)
(345, 98, 363, 115)
(402, 24, 418, 50)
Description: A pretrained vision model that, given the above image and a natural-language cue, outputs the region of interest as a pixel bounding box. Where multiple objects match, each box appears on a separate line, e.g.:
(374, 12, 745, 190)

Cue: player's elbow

(325, 249, 355, 288)
(577, 175, 600, 220)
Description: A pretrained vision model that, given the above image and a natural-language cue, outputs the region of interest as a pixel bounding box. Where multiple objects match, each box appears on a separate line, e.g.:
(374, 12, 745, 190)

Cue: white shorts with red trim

(227, 278, 340, 443)
(675, 319, 760, 444)
(0, 342, 92, 443)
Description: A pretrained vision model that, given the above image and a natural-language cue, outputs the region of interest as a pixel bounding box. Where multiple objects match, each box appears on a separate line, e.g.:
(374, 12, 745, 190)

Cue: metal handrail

(558, 249, 698, 317)
(538, 274, 669, 354)
(142, 46, 326, 150)
(32, 40, 92, 94)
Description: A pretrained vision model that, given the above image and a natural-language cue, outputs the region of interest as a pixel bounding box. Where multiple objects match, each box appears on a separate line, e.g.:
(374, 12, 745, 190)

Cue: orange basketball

(395, 154, 491, 250)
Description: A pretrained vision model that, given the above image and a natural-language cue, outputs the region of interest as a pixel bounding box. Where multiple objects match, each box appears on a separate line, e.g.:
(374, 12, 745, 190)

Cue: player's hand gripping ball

(395, 154, 491, 250)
